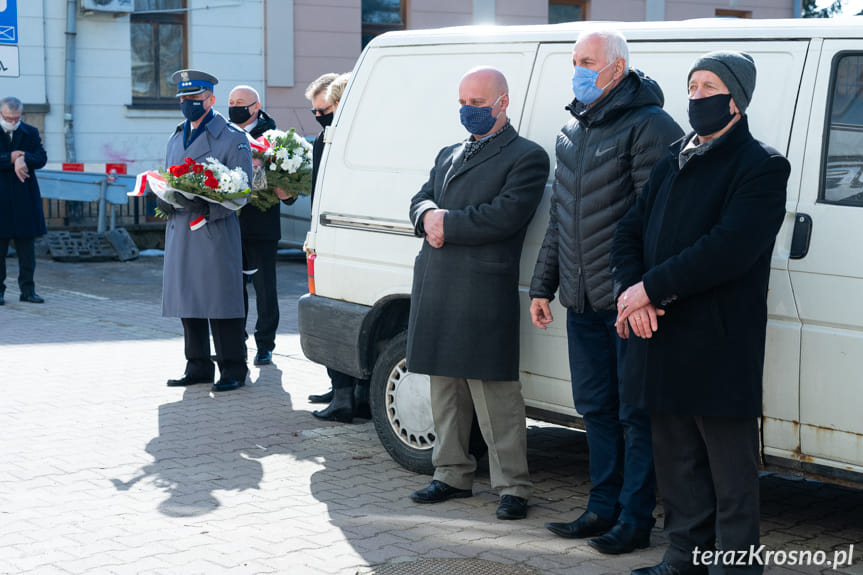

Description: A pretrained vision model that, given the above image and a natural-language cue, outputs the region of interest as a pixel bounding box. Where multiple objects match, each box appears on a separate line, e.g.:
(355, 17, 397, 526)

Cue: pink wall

(267, 0, 361, 137)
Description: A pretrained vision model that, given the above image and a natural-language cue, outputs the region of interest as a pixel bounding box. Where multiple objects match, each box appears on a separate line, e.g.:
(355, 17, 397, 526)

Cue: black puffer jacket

(530, 69, 682, 312)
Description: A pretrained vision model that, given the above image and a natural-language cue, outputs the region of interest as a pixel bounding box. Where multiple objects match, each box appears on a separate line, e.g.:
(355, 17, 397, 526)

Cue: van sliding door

(789, 41, 863, 481)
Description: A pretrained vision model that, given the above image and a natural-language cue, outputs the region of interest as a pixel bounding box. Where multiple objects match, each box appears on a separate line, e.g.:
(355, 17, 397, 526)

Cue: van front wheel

(370, 331, 435, 475)
(369, 331, 488, 476)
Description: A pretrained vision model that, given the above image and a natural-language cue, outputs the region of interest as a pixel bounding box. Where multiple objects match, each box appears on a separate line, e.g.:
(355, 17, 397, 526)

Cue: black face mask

(688, 93, 734, 137)
(181, 99, 207, 122)
(229, 104, 255, 125)
(315, 112, 334, 128)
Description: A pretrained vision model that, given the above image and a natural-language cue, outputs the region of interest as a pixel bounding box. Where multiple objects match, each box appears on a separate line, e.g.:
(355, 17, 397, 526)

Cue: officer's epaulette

(173, 121, 184, 133)
(224, 123, 245, 135)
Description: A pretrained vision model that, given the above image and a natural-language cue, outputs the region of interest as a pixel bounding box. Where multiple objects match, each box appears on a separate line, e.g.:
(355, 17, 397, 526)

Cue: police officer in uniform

(160, 69, 253, 392)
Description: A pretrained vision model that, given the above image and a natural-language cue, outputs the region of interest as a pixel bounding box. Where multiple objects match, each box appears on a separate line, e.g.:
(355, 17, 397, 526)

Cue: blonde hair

(305, 73, 339, 102)
(326, 73, 351, 106)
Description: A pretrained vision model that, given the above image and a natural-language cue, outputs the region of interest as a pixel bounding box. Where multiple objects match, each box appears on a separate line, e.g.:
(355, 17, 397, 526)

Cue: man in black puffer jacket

(530, 29, 682, 554)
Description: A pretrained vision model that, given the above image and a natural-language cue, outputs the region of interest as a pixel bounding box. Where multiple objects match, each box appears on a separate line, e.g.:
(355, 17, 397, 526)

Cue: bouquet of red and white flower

(247, 128, 313, 210)
(130, 157, 251, 218)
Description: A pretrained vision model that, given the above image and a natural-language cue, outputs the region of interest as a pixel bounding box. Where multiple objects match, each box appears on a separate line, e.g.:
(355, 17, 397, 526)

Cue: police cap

(172, 69, 219, 98)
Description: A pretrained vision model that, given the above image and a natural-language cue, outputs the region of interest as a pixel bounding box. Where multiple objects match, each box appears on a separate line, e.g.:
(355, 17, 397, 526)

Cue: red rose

(176, 164, 190, 176)
(169, 165, 181, 177)
(204, 169, 214, 178)
(192, 164, 203, 174)
(184, 157, 195, 166)
(204, 176, 219, 189)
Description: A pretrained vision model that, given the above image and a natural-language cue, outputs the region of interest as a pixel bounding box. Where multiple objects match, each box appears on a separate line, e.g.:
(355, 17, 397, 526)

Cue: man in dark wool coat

(611, 51, 791, 575)
(228, 84, 289, 367)
(406, 67, 550, 521)
(0, 96, 48, 305)
(159, 69, 253, 393)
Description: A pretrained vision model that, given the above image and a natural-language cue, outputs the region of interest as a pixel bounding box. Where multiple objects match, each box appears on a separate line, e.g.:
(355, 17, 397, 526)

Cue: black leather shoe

(312, 405, 353, 423)
(253, 350, 272, 365)
(410, 480, 472, 504)
(588, 520, 651, 554)
(312, 385, 355, 422)
(632, 560, 708, 575)
(211, 378, 245, 392)
(20, 293, 44, 303)
(496, 495, 528, 520)
(308, 389, 334, 404)
(545, 510, 616, 539)
(166, 374, 213, 387)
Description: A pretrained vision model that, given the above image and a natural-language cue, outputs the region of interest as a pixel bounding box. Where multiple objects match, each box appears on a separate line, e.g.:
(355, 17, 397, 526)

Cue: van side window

(823, 54, 863, 206)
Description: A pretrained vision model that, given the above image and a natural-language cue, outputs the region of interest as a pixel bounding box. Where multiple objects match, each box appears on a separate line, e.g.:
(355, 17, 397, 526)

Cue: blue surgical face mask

(571, 62, 614, 105)
(181, 98, 207, 122)
(459, 94, 503, 136)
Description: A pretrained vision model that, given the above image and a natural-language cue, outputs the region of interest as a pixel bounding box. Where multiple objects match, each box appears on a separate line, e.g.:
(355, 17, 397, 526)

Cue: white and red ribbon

(248, 133, 271, 154)
(189, 216, 207, 231)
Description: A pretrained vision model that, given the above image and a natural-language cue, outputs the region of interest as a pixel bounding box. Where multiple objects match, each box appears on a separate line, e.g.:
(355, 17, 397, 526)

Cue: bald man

(406, 67, 550, 520)
(228, 85, 288, 366)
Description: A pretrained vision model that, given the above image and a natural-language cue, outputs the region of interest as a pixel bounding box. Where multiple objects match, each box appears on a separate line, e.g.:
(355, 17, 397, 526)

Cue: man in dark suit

(406, 67, 550, 521)
(0, 96, 48, 305)
(229, 84, 288, 366)
(612, 51, 790, 575)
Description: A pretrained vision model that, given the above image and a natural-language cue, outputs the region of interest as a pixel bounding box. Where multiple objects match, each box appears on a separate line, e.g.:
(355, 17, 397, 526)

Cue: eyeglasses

(1, 112, 22, 123)
(310, 105, 333, 116)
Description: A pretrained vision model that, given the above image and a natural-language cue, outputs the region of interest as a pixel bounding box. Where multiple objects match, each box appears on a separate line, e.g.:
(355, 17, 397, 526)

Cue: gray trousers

(652, 413, 762, 574)
(430, 376, 532, 499)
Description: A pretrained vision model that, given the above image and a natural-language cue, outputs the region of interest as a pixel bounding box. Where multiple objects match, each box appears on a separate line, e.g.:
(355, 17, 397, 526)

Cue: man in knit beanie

(611, 50, 791, 575)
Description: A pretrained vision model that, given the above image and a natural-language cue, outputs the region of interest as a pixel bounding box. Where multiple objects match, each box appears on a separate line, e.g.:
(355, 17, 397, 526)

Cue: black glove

(174, 193, 211, 216)
(155, 197, 175, 216)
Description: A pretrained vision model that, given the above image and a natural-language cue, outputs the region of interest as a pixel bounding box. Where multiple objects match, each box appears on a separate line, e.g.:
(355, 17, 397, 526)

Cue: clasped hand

(13, 154, 29, 183)
(422, 209, 447, 248)
(615, 281, 665, 339)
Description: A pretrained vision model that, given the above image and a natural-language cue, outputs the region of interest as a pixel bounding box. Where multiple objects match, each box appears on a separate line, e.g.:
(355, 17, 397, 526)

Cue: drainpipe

(64, 0, 77, 162)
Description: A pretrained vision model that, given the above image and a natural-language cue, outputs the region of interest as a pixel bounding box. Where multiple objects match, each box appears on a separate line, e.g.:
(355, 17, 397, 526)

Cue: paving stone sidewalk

(0, 256, 861, 575)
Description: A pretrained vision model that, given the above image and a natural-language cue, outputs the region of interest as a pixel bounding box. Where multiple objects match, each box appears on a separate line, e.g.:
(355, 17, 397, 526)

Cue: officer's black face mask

(229, 104, 255, 125)
(181, 98, 207, 122)
(315, 111, 334, 128)
(688, 93, 734, 137)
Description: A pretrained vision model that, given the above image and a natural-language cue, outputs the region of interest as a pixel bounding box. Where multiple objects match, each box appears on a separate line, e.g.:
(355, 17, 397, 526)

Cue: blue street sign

(0, 0, 18, 45)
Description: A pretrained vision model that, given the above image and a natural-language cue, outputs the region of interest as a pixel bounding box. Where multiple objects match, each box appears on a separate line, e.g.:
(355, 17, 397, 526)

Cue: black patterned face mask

(688, 93, 733, 136)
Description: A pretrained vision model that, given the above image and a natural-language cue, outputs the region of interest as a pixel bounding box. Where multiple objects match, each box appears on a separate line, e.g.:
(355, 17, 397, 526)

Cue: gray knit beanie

(688, 51, 756, 113)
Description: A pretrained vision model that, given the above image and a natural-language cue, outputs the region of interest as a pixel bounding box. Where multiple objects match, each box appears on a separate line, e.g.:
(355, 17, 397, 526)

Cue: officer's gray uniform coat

(162, 112, 253, 319)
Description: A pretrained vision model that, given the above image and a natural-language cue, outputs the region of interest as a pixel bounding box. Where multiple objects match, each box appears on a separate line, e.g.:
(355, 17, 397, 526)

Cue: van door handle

(789, 213, 812, 259)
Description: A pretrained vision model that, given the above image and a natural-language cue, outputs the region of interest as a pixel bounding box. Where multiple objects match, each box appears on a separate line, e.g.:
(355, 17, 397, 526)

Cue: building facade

(3, 0, 794, 172)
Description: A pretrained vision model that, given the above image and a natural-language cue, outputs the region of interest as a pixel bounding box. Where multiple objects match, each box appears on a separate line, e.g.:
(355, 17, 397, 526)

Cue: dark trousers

(652, 413, 762, 574)
(566, 304, 656, 531)
(181, 317, 248, 381)
(0, 237, 37, 296)
(242, 238, 279, 352)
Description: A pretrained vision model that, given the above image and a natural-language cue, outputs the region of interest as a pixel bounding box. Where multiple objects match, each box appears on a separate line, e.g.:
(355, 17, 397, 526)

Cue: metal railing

(38, 170, 161, 232)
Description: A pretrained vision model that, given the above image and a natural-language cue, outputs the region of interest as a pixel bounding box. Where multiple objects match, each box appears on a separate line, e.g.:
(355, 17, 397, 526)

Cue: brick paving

(0, 255, 861, 574)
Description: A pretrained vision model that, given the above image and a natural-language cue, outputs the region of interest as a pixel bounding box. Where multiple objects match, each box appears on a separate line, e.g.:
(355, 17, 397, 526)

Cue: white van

(298, 18, 863, 488)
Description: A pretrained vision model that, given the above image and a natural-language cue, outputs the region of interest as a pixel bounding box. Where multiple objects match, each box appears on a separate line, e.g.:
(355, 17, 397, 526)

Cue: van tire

(370, 331, 487, 476)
